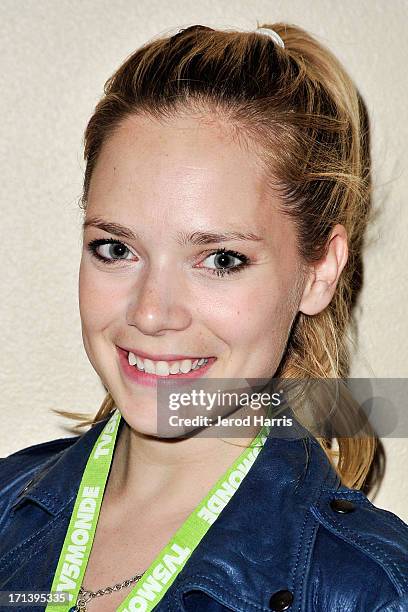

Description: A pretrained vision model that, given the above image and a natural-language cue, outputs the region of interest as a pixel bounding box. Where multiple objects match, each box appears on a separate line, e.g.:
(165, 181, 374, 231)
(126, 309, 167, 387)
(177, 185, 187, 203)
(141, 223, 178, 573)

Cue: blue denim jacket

(1, 412, 408, 612)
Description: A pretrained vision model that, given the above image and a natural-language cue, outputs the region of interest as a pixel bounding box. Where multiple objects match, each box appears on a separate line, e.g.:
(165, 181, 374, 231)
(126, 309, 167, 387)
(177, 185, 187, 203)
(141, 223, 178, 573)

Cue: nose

(126, 264, 192, 335)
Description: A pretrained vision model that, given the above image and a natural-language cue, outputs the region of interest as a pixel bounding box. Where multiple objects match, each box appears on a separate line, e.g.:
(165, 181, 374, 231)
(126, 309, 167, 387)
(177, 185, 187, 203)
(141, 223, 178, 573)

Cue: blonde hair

(54, 22, 381, 492)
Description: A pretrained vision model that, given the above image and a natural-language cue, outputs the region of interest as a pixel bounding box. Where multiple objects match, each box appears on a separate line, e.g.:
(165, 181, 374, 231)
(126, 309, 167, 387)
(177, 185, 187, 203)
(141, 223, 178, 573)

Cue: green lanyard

(45, 409, 270, 612)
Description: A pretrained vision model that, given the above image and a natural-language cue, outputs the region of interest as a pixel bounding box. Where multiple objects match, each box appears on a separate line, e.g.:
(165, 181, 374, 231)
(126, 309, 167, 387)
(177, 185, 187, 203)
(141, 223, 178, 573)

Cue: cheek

(205, 282, 297, 374)
(197, 283, 291, 347)
(78, 260, 124, 331)
(195, 286, 254, 333)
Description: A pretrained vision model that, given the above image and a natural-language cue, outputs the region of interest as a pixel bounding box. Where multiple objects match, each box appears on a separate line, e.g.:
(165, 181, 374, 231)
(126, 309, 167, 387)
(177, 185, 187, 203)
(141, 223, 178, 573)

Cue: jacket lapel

(168, 424, 340, 611)
(0, 417, 113, 589)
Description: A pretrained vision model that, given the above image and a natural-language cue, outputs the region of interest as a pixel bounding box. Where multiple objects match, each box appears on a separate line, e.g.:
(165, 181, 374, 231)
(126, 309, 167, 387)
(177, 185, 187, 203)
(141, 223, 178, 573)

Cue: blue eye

(199, 248, 250, 277)
(86, 239, 250, 277)
(86, 238, 136, 264)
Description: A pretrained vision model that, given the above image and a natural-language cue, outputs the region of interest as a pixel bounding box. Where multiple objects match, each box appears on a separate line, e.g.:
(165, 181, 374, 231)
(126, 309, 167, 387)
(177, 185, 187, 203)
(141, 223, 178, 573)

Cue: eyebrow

(82, 217, 264, 245)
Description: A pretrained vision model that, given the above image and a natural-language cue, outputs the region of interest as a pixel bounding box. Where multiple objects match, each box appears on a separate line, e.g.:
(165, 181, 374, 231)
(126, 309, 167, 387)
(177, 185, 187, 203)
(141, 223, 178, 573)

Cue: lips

(117, 346, 216, 388)
(118, 346, 210, 362)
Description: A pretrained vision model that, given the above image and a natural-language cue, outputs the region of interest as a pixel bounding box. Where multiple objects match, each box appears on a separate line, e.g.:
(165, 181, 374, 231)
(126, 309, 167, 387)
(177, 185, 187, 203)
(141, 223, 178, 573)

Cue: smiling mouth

(117, 346, 216, 378)
(128, 352, 210, 376)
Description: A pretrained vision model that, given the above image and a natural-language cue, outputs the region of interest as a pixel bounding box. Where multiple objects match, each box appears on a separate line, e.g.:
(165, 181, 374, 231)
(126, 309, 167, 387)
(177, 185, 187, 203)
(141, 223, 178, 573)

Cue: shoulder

(308, 485, 408, 610)
(0, 435, 79, 500)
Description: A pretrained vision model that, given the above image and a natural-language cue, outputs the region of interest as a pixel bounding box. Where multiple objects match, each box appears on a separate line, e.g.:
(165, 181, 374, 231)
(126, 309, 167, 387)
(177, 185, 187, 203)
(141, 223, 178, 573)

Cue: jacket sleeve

(308, 488, 408, 611)
(377, 595, 408, 611)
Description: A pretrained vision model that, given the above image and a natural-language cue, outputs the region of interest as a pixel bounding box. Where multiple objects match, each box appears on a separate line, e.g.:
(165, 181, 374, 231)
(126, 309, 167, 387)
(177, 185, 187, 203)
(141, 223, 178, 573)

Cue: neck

(104, 404, 266, 516)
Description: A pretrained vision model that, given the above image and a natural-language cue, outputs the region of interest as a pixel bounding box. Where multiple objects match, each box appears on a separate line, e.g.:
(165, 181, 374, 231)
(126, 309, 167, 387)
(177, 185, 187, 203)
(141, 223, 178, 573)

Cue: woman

(1, 22, 407, 612)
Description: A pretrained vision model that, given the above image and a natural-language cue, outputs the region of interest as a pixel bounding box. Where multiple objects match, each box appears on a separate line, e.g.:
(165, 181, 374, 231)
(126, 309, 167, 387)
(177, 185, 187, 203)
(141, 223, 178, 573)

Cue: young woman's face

(79, 112, 307, 436)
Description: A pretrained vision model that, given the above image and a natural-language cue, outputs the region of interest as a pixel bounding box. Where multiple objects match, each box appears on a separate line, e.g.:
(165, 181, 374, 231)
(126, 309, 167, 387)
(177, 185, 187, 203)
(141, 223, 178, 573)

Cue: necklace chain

(72, 571, 145, 611)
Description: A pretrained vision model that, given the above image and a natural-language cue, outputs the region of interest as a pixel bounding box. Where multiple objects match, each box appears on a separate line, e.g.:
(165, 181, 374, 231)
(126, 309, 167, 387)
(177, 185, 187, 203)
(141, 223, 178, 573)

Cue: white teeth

(128, 352, 137, 366)
(180, 359, 192, 373)
(155, 361, 170, 376)
(127, 352, 210, 375)
(169, 361, 180, 374)
(144, 359, 156, 374)
(136, 356, 144, 370)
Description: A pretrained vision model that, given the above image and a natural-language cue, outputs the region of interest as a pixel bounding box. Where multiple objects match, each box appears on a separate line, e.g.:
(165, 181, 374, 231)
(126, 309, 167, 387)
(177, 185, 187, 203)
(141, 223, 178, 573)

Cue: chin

(117, 399, 203, 440)
(113, 395, 155, 433)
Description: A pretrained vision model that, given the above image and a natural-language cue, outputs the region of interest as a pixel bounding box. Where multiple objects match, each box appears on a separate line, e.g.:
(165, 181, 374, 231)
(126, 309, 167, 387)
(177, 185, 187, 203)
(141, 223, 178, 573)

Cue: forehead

(89, 112, 262, 203)
(86, 112, 296, 251)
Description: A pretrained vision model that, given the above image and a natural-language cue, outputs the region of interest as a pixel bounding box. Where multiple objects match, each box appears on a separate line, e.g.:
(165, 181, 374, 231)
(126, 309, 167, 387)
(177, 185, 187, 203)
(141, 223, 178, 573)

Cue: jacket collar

(11, 416, 114, 515)
(12, 408, 342, 611)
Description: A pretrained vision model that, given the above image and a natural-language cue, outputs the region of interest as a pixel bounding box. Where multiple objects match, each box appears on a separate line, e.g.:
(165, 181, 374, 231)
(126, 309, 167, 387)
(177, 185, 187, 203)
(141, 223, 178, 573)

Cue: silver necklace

(72, 571, 145, 611)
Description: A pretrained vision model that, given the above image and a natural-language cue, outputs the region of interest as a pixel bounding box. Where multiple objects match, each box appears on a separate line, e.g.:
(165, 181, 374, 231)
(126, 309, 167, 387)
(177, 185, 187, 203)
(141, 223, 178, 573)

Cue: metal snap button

(269, 589, 294, 611)
(330, 498, 355, 513)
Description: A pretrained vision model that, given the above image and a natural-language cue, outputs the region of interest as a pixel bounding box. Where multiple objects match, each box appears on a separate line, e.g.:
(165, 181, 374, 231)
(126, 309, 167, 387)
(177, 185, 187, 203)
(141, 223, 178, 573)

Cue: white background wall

(1, 0, 407, 521)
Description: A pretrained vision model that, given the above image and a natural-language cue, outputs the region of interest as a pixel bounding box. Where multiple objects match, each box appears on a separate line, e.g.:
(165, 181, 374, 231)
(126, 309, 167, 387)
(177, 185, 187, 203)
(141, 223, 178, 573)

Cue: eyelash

(86, 238, 250, 278)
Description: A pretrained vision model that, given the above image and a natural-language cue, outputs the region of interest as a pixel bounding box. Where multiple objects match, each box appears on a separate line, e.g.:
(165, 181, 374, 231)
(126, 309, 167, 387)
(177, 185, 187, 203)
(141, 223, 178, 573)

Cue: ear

(299, 224, 348, 316)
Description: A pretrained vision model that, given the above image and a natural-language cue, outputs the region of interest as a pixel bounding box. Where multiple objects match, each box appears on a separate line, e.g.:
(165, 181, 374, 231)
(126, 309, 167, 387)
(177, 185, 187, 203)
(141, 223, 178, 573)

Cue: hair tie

(171, 25, 285, 50)
(255, 27, 285, 49)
